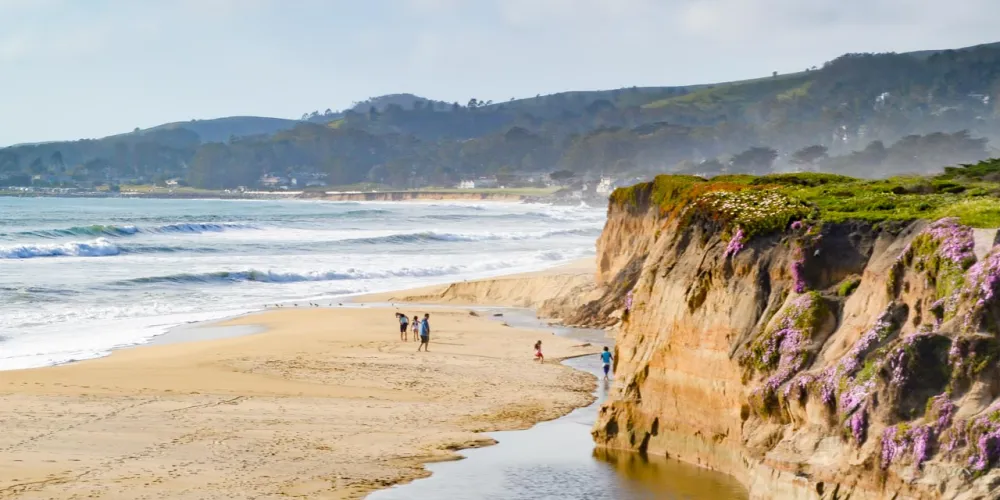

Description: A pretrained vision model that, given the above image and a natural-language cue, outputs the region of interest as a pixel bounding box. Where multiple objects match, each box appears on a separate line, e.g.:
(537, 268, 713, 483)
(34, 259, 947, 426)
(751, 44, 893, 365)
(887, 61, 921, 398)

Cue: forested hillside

(2, 43, 999, 189)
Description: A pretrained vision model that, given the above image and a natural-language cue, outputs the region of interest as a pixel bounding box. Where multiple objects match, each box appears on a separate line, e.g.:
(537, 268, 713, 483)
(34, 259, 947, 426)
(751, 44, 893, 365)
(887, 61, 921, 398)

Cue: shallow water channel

(368, 309, 748, 500)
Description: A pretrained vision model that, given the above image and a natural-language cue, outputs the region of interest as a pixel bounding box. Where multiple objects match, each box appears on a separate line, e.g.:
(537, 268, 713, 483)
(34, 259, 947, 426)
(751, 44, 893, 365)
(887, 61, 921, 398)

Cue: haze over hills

(2, 41, 999, 191)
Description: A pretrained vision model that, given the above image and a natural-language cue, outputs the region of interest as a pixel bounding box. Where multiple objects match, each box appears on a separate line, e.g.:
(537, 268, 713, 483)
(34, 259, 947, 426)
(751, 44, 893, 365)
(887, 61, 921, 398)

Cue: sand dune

(361, 258, 598, 318)
(0, 305, 599, 499)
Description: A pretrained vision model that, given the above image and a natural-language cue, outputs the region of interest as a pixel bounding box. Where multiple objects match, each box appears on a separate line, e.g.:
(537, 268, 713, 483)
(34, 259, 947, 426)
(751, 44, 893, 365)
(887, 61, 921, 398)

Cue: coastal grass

(611, 159, 1000, 232)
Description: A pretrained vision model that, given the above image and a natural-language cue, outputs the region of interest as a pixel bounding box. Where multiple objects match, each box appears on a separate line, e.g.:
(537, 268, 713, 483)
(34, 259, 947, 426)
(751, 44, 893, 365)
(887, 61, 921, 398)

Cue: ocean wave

(0, 238, 121, 259)
(343, 228, 597, 245)
(0, 239, 223, 259)
(3, 222, 257, 240)
(109, 249, 589, 287)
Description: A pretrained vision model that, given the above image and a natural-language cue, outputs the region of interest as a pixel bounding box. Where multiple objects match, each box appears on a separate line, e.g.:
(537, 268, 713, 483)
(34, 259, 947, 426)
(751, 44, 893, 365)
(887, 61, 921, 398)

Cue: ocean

(0, 197, 605, 370)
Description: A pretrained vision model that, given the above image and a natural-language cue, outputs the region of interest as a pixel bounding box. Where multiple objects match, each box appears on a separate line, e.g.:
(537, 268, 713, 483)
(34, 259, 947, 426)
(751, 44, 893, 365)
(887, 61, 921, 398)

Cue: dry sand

(0, 292, 599, 498)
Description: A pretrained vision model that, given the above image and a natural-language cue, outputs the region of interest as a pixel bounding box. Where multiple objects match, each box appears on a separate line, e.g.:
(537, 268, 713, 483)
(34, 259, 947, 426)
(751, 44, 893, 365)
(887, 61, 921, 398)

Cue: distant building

(457, 177, 499, 189)
(259, 174, 288, 188)
(595, 176, 621, 195)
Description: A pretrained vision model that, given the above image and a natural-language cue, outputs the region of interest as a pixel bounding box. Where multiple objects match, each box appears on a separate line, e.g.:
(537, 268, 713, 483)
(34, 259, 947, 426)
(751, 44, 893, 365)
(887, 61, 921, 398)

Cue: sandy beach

(0, 268, 601, 499)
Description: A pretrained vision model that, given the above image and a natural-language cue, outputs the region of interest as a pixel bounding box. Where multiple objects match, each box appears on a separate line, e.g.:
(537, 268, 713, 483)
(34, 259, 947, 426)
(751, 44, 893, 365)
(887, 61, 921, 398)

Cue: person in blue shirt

(601, 346, 613, 381)
(417, 313, 431, 352)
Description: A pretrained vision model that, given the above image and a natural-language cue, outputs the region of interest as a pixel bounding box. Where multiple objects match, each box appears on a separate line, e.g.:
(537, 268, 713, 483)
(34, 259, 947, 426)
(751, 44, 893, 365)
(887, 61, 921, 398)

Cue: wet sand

(0, 305, 599, 499)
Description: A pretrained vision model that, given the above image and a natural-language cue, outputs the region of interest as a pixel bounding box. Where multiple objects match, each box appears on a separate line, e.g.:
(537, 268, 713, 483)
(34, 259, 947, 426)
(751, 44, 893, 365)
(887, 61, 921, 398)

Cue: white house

(457, 177, 499, 189)
(595, 176, 619, 195)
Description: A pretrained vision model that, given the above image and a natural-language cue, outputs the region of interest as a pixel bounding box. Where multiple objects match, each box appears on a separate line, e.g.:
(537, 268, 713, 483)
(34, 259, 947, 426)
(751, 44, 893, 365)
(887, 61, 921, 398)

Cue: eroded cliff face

(585, 192, 1000, 499)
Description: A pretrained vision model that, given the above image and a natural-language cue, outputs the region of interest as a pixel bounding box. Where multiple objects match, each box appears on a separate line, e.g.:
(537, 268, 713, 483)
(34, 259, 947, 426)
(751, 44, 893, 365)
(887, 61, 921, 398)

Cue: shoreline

(0, 256, 595, 373)
(0, 191, 605, 206)
(0, 263, 603, 499)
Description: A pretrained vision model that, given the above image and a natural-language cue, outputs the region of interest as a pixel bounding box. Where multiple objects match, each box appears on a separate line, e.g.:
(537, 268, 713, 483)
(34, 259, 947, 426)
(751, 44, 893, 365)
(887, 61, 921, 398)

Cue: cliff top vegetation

(610, 158, 1000, 238)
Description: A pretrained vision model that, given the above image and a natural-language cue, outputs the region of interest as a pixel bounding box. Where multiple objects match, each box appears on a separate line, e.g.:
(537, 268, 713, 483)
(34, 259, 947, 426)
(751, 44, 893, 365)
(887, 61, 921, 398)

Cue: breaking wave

(3, 222, 257, 240)
(343, 228, 597, 245)
(0, 238, 121, 259)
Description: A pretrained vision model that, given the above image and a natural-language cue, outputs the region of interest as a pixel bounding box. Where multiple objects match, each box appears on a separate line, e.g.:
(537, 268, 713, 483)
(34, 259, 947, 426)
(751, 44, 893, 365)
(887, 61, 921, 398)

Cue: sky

(1, 0, 998, 146)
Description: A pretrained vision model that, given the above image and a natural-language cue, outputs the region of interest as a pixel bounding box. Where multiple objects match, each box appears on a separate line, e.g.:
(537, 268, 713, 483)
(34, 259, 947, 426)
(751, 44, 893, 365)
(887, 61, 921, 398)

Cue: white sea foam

(0, 238, 121, 259)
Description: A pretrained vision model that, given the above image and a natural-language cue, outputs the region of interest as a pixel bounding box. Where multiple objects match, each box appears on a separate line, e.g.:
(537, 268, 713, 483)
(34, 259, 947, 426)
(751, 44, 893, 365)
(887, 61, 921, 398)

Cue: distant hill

(2, 39, 999, 191)
(489, 41, 1000, 115)
(136, 116, 302, 143)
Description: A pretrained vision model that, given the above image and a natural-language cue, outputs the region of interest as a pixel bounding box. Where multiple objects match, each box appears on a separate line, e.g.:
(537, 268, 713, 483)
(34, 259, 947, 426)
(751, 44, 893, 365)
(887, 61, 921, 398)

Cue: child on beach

(534, 341, 544, 363)
(411, 315, 420, 342)
(397, 313, 409, 341)
(601, 346, 613, 381)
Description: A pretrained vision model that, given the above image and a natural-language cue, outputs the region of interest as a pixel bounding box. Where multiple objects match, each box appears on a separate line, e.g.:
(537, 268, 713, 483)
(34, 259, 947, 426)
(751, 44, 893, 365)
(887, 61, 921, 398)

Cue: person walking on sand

(601, 346, 613, 381)
(411, 315, 420, 342)
(417, 314, 431, 352)
(534, 340, 544, 363)
(397, 313, 409, 341)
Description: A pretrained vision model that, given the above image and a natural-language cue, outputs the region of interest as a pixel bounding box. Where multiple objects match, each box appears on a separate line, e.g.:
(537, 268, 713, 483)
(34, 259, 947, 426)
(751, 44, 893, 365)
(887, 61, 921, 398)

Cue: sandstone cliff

(583, 175, 1000, 500)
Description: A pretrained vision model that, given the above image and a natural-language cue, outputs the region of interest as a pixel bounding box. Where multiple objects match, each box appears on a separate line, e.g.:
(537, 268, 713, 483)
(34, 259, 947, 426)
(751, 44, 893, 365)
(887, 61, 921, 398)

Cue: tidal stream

(368, 309, 748, 500)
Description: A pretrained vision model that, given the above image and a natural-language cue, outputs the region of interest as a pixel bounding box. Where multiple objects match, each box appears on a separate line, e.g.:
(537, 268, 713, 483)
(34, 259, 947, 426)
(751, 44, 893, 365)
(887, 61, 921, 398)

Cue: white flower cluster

(698, 189, 800, 225)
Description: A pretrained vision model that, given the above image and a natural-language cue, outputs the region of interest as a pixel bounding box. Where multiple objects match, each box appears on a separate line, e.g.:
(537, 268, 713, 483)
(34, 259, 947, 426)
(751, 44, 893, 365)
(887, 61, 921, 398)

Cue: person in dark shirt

(397, 313, 409, 341)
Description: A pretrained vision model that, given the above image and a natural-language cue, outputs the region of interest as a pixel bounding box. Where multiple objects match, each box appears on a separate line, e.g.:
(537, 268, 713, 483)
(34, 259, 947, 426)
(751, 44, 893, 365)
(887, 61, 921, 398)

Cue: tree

(0, 152, 20, 174)
(791, 145, 829, 168)
(49, 151, 64, 172)
(324, 108, 333, 116)
(730, 146, 778, 174)
(549, 170, 575, 182)
(29, 157, 45, 175)
(467, 98, 479, 108)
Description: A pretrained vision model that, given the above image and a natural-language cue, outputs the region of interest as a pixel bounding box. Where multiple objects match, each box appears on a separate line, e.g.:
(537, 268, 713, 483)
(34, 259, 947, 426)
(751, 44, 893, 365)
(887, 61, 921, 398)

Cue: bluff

(577, 170, 1000, 499)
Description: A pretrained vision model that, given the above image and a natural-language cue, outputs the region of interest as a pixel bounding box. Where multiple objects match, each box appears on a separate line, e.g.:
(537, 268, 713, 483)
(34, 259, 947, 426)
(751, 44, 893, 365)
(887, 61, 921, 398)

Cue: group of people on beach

(396, 312, 431, 351)
(394, 312, 613, 380)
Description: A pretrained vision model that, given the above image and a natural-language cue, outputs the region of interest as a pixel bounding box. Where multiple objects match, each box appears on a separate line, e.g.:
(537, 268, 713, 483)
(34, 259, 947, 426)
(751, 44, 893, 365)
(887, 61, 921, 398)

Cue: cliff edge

(582, 169, 1000, 499)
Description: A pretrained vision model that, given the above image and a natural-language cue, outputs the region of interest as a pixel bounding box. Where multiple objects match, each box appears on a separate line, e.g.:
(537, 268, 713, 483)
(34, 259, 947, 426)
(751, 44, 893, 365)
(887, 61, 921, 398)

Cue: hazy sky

(1, 0, 998, 146)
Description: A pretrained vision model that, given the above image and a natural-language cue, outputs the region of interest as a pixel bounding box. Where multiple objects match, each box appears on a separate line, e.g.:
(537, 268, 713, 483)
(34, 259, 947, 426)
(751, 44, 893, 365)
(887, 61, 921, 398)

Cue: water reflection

(594, 448, 747, 499)
(368, 309, 748, 500)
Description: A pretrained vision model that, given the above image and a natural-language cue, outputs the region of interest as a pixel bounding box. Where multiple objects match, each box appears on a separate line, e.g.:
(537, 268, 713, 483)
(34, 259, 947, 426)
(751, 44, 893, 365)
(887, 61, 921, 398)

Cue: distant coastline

(0, 187, 607, 205)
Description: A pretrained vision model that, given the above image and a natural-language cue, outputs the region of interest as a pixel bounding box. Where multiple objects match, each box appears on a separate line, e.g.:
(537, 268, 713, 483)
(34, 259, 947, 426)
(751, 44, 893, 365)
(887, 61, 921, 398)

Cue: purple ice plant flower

(969, 429, 1000, 471)
(783, 373, 814, 400)
(911, 425, 932, 470)
(848, 410, 868, 444)
(791, 220, 803, 231)
(930, 394, 956, 433)
(881, 426, 908, 469)
(791, 258, 806, 293)
(725, 227, 746, 258)
(839, 380, 875, 414)
(957, 248, 1000, 332)
(812, 312, 896, 413)
(922, 218, 976, 266)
